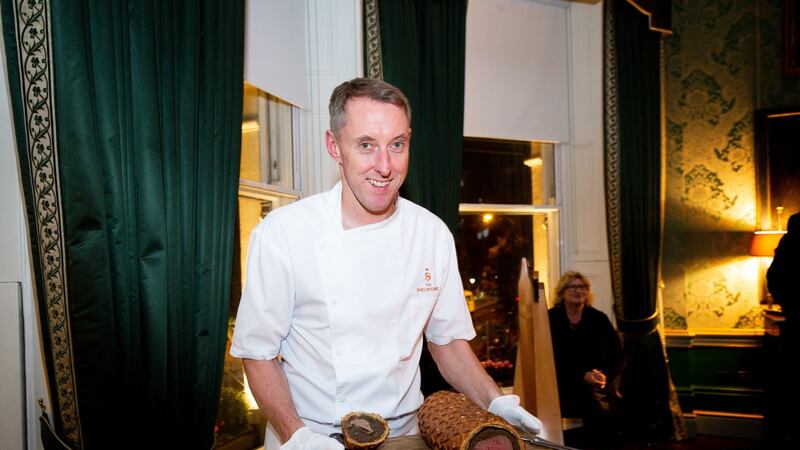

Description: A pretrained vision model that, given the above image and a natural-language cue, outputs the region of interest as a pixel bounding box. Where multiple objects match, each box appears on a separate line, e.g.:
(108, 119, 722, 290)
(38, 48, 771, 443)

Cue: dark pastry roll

(341, 411, 389, 450)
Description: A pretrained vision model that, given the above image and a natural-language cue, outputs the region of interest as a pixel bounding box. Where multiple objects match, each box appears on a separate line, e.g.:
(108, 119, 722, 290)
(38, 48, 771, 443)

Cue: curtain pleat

(1, 0, 243, 448)
(604, 0, 685, 442)
(376, 0, 467, 233)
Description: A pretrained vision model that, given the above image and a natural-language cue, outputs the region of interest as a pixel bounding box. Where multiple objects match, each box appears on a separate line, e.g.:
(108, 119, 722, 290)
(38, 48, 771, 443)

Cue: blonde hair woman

(552, 271, 595, 309)
(548, 271, 623, 449)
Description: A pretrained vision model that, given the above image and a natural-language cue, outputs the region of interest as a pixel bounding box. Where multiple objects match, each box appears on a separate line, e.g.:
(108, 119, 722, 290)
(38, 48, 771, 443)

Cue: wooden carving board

(381, 435, 543, 449)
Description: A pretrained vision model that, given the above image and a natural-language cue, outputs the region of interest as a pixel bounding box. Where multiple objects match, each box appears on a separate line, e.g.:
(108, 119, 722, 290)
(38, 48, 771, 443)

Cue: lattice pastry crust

(417, 391, 523, 450)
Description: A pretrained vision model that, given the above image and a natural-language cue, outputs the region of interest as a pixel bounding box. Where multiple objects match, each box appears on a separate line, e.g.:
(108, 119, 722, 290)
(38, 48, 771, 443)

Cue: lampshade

(750, 231, 786, 257)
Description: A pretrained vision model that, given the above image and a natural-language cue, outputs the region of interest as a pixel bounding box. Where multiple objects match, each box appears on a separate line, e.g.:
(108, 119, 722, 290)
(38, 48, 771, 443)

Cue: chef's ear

(326, 130, 342, 164)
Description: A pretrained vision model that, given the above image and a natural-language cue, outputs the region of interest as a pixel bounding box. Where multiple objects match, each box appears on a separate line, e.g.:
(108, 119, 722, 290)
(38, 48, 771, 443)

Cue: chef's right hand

(280, 426, 344, 450)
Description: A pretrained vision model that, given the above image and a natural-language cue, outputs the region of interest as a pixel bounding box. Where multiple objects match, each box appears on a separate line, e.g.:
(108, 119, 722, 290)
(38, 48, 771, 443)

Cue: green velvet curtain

(375, 0, 467, 233)
(1, 0, 243, 448)
(604, 0, 685, 442)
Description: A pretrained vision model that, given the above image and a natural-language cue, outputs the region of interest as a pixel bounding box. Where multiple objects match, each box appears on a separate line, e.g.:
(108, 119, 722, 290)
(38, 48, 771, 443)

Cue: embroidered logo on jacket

(417, 267, 440, 292)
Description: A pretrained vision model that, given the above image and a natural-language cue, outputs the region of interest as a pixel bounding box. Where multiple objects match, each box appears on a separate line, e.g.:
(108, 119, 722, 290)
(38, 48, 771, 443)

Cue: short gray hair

(328, 78, 411, 137)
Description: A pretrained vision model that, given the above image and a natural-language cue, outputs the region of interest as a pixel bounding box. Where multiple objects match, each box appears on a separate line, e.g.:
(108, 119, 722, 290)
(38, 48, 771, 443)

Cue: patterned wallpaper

(663, 0, 800, 330)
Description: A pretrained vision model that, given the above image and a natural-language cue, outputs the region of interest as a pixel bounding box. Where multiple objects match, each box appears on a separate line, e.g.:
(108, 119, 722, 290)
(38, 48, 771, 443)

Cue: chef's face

(326, 96, 410, 227)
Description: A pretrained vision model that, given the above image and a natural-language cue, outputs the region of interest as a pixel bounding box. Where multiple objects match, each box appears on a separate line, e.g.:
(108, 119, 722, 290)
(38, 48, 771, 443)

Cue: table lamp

(750, 231, 785, 257)
(751, 230, 786, 307)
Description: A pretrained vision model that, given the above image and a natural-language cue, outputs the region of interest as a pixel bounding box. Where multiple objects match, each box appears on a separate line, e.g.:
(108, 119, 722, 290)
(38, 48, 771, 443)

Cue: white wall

(559, 1, 613, 322)
(301, 0, 362, 197)
(1, 19, 49, 450)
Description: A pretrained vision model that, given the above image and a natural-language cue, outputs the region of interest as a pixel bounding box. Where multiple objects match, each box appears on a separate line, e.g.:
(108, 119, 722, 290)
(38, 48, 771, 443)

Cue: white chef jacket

(230, 181, 475, 437)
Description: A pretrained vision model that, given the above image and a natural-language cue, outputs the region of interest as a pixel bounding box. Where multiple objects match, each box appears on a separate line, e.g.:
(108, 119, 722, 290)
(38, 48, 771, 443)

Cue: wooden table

(381, 434, 544, 449)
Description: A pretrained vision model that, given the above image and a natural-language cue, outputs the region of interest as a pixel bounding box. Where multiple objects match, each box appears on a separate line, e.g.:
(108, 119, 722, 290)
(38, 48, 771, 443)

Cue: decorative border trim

(10, 0, 82, 447)
(755, 0, 763, 108)
(364, 0, 383, 80)
(604, 0, 623, 317)
(660, 21, 687, 443)
(657, 30, 667, 323)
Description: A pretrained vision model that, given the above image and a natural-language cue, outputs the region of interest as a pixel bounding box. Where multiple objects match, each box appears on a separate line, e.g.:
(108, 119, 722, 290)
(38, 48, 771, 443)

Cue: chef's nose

(374, 148, 391, 177)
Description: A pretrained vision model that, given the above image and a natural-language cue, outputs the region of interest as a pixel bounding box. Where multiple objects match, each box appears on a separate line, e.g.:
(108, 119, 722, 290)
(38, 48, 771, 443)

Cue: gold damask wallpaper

(662, 0, 800, 330)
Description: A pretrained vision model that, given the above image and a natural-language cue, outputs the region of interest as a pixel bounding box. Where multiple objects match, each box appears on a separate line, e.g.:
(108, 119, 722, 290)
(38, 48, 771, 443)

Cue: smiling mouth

(367, 179, 390, 187)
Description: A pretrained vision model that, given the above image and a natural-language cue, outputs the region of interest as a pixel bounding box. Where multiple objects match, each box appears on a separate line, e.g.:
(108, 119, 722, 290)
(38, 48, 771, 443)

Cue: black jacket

(548, 303, 623, 418)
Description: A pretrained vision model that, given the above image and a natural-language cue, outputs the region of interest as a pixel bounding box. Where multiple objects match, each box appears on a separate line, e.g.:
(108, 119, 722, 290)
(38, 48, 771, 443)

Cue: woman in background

(549, 271, 623, 449)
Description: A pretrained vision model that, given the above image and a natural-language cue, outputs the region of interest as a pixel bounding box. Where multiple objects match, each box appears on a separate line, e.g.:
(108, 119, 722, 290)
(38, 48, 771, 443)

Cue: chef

(230, 78, 542, 450)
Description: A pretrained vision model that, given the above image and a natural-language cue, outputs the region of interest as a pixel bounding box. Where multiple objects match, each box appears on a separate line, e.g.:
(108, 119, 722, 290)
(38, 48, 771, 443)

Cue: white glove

(280, 426, 344, 450)
(488, 394, 543, 435)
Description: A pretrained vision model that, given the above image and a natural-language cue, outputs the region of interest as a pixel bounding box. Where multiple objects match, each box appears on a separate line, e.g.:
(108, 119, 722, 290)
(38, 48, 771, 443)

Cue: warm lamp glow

(482, 213, 494, 223)
(523, 157, 543, 168)
(750, 231, 786, 257)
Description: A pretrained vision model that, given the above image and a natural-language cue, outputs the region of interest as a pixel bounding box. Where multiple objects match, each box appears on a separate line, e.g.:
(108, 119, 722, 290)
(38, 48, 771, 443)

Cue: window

(458, 137, 559, 386)
(215, 82, 302, 449)
(240, 82, 302, 194)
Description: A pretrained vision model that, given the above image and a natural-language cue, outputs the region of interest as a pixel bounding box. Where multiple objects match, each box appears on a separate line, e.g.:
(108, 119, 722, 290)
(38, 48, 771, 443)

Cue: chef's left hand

(488, 394, 543, 435)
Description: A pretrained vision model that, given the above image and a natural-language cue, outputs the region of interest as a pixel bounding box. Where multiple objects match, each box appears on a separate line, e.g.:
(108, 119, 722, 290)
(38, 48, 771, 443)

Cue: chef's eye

(359, 142, 375, 152)
(389, 141, 406, 153)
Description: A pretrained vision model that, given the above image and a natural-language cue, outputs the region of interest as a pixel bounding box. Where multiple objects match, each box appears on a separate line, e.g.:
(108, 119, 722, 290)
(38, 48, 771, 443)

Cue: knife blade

(518, 432, 578, 450)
